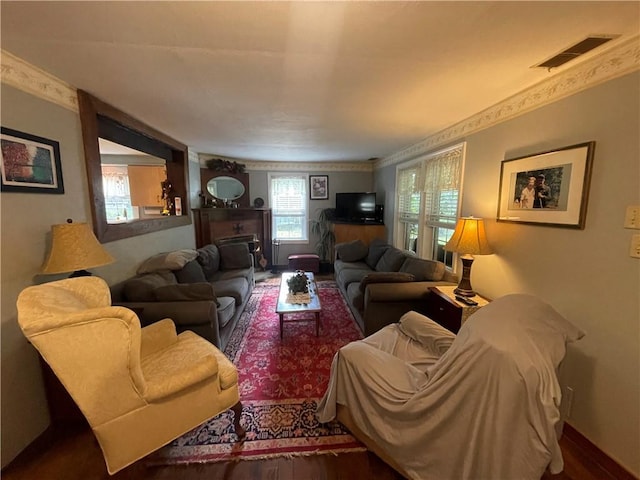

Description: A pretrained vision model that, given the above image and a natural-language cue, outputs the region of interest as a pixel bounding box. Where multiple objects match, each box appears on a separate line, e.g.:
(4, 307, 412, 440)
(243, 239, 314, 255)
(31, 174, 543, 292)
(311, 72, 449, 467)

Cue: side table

(426, 286, 490, 334)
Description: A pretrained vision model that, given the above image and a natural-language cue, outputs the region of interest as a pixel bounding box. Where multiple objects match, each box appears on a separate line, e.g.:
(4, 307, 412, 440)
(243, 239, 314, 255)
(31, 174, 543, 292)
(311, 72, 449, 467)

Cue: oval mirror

(207, 176, 245, 201)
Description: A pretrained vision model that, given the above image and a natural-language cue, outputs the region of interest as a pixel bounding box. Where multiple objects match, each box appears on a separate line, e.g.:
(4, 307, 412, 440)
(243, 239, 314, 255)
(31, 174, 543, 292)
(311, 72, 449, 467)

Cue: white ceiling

(1, 1, 638, 162)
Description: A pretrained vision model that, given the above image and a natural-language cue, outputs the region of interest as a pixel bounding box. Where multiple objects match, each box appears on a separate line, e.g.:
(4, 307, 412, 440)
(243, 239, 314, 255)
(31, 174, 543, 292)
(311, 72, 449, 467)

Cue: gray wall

(374, 72, 640, 475)
(0, 84, 197, 466)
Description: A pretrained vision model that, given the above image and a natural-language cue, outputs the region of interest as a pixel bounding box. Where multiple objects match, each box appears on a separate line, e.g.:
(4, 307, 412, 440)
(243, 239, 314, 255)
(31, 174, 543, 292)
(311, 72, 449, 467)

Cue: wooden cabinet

(425, 286, 490, 333)
(332, 223, 386, 247)
(193, 208, 272, 267)
(128, 165, 166, 207)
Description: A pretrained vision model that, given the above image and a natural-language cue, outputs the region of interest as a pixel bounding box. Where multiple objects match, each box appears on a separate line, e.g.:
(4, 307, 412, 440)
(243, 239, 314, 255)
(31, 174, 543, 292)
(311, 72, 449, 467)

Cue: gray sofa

(334, 238, 457, 336)
(110, 243, 254, 350)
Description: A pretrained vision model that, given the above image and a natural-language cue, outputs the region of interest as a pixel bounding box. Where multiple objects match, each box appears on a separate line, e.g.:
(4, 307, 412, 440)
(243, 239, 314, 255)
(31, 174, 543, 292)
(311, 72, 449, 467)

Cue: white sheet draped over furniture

(317, 294, 584, 480)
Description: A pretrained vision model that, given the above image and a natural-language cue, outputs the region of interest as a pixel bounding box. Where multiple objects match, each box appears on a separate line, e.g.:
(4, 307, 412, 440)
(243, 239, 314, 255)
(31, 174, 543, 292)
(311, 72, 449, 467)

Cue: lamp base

(454, 256, 476, 297)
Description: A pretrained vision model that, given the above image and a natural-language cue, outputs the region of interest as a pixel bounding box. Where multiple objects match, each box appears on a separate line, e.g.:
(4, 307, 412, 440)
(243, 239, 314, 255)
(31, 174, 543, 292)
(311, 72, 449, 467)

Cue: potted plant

(309, 208, 336, 272)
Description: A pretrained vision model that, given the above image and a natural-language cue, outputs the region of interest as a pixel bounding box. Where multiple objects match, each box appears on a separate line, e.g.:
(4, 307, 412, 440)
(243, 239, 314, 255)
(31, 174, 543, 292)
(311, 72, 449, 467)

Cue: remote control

(455, 295, 478, 306)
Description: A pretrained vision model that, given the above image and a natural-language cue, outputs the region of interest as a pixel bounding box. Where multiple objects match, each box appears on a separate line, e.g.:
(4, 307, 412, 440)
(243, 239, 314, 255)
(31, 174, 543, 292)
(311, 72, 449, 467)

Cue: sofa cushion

(153, 283, 218, 303)
(219, 243, 252, 270)
(375, 247, 408, 272)
(336, 240, 368, 262)
(124, 272, 177, 302)
(197, 245, 220, 277)
(399, 257, 446, 281)
(359, 272, 415, 293)
(175, 260, 208, 284)
(366, 238, 390, 269)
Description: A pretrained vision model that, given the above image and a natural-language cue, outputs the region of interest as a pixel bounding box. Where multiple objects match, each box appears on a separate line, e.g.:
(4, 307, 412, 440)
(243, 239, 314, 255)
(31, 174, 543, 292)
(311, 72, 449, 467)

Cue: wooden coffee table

(276, 272, 322, 339)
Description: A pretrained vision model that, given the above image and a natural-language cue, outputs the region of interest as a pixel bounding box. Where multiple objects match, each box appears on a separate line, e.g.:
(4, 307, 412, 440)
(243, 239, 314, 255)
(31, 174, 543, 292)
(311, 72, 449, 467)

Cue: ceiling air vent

(534, 35, 618, 70)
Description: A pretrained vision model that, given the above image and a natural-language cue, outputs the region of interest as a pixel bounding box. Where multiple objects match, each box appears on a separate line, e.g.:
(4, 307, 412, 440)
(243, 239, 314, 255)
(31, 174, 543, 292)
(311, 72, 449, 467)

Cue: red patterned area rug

(149, 279, 365, 465)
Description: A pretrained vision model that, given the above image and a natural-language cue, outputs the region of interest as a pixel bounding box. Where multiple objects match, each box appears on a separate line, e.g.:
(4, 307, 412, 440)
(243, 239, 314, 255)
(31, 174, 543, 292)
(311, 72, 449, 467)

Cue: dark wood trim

(563, 423, 637, 480)
(77, 90, 191, 243)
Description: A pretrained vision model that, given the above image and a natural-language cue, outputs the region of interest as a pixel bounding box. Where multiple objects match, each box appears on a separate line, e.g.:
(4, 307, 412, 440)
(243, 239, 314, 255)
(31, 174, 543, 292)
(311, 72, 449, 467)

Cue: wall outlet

(624, 205, 640, 229)
(630, 234, 640, 259)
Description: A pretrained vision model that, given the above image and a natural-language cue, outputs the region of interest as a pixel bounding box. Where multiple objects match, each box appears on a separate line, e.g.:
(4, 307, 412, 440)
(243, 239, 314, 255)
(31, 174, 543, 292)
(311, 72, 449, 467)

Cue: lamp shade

(445, 217, 493, 255)
(41, 221, 115, 274)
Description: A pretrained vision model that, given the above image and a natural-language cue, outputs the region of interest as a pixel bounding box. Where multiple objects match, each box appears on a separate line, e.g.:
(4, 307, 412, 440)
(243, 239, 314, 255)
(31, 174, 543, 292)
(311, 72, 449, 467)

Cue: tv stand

(332, 223, 386, 254)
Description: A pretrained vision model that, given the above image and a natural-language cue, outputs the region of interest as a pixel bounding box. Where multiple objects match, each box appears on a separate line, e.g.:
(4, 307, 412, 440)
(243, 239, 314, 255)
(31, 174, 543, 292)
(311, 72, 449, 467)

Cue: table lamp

(444, 217, 493, 297)
(41, 219, 115, 277)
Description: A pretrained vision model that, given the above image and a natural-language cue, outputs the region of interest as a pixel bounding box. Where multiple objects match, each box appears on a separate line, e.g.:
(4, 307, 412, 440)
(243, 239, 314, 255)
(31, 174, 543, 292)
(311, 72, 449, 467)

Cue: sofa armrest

(362, 281, 457, 336)
(113, 300, 218, 327)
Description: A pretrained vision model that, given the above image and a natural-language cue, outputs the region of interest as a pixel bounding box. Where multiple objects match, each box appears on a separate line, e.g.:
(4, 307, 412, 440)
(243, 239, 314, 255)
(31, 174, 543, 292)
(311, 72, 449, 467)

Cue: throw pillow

(175, 260, 207, 284)
(375, 247, 408, 272)
(153, 283, 218, 304)
(124, 272, 177, 302)
(365, 238, 390, 269)
(197, 245, 221, 278)
(399, 257, 446, 281)
(219, 243, 252, 270)
(137, 249, 198, 274)
(359, 272, 415, 293)
(336, 240, 368, 262)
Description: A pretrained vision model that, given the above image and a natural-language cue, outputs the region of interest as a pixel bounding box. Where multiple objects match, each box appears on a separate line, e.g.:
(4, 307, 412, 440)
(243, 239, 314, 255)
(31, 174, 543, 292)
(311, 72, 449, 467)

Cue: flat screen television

(335, 192, 377, 223)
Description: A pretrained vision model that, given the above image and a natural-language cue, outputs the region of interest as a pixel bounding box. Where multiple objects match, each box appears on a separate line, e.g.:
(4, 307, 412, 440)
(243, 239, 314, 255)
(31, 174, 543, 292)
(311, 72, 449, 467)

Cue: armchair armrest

(140, 319, 178, 358)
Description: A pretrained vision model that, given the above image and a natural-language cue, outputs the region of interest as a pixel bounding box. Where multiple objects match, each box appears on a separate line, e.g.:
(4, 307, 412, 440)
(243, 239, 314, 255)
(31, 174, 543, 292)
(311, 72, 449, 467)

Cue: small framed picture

(1, 127, 64, 194)
(310, 175, 329, 200)
(497, 142, 595, 229)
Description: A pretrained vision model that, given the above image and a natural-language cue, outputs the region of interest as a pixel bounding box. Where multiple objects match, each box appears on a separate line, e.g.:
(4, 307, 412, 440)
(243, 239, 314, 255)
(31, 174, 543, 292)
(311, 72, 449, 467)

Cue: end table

(426, 286, 490, 333)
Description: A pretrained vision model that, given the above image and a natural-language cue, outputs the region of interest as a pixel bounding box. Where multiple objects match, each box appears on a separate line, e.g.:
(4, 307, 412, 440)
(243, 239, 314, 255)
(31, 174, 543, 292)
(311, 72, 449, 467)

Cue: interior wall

(375, 72, 640, 475)
(0, 84, 197, 467)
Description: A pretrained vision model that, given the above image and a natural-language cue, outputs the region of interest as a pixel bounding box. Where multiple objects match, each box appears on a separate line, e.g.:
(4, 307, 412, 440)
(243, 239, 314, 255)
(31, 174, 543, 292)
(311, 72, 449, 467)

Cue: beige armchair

(17, 276, 245, 475)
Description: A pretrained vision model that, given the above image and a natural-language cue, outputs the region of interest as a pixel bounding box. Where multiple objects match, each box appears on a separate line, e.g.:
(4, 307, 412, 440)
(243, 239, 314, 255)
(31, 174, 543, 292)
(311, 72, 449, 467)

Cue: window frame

(394, 143, 465, 271)
(268, 172, 310, 244)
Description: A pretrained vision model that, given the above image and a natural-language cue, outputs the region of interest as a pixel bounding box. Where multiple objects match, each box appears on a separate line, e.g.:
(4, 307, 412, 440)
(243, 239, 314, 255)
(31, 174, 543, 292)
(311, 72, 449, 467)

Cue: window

(101, 165, 136, 223)
(395, 143, 464, 269)
(269, 173, 308, 242)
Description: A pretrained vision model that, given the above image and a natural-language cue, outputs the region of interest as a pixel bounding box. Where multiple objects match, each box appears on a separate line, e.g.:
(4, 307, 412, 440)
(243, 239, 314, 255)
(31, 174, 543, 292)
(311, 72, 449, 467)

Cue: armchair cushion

(154, 283, 218, 304)
(141, 331, 219, 401)
(137, 249, 198, 274)
(336, 240, 368, 262)
(175, 260, 207, 284)
(399, 257, 446, 281)
(359, 272, 415, 293)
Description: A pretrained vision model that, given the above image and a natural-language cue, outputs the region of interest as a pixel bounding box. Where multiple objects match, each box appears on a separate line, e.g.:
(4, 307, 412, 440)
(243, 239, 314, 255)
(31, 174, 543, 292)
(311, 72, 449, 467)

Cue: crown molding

(243, 160, 373, 173)
(377, 35, 640, 170)
(1, 50, 78, 112)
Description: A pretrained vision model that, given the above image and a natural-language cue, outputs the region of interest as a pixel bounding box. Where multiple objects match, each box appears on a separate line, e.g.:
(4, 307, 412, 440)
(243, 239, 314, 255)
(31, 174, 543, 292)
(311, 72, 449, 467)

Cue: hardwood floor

(2, 422, 621, 480)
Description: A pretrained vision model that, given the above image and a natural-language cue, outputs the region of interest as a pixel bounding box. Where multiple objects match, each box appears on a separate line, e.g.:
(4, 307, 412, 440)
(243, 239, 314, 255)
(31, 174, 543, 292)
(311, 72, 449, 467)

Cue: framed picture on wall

(496, 141, 595, 229)
(1, 127, 65, 194)
(310, 175, 329, 200)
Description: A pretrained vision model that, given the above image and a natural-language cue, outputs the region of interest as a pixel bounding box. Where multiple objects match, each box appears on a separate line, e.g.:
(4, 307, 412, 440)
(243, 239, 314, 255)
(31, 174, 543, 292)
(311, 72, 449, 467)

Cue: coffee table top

(276, 272, 322, 314)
